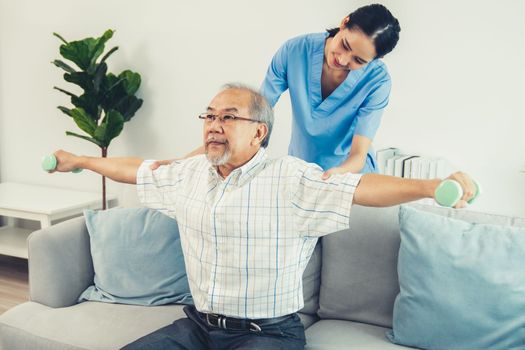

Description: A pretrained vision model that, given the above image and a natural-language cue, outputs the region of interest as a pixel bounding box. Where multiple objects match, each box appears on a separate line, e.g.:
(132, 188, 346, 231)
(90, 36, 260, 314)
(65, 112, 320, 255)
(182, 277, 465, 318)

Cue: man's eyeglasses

(198, 113, 260, 124)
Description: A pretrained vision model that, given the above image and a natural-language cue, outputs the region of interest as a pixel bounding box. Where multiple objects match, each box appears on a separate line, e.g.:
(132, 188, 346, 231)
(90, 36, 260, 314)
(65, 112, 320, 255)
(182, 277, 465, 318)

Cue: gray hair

(221, 83, 274, 148)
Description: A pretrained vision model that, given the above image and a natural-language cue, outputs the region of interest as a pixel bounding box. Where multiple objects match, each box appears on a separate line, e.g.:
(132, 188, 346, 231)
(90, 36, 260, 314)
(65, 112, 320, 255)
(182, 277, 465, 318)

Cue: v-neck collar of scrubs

(310, 32, 370, 114)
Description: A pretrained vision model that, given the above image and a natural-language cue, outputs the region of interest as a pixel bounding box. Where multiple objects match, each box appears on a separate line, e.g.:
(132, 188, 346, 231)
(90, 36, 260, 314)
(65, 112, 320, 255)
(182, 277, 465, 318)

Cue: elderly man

(52, 83, 475, 350)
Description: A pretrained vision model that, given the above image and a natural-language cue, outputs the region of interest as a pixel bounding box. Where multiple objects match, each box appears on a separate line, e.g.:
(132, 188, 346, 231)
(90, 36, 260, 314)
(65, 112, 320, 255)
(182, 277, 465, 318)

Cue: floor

(0, 254, 29, 315)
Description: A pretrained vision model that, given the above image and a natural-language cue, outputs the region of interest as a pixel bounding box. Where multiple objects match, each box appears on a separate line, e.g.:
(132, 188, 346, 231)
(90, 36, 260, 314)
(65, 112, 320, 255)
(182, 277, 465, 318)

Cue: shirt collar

(208, 147, 268, 185)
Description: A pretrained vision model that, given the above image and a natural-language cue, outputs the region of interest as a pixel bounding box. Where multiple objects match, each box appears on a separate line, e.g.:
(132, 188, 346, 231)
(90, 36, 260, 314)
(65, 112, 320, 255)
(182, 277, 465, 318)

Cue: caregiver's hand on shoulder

(321, 166, 353, 180)
(149, 159, 176, 170)
(322, 150, 368, 180)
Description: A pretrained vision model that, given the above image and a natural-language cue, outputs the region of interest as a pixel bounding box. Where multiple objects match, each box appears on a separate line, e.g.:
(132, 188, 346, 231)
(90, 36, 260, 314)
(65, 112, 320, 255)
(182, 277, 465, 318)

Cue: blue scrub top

(261, 33, 391, 173)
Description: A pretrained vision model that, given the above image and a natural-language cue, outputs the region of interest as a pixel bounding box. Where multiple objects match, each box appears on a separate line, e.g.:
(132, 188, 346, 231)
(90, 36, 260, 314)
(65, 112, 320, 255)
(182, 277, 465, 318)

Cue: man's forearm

(353, 174, 441, 207)
(77, 156, 144, 184)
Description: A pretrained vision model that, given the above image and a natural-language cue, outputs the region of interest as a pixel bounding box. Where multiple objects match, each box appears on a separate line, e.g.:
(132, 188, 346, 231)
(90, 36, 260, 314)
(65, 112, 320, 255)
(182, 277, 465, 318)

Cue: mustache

(205, 135, 228, 145)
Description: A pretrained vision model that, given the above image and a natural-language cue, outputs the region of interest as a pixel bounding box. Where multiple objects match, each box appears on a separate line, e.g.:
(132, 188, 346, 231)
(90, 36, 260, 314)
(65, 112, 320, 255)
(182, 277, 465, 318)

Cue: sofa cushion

(28, 216, 94, 308)
(300, 240, 321, 315)
(318, 205, 401, 327)
(318, 203, 525, 328)
(0, 301, 186, 350)
(305, 320, 412, 350)
(0, 301, 317, 350)
(387, 205, 525, 350)
(79, 207, 192, 306)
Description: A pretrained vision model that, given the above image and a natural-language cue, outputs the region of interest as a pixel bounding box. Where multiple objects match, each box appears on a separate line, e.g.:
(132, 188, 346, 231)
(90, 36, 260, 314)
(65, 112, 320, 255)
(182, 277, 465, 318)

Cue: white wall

(0, 0, 524, 216)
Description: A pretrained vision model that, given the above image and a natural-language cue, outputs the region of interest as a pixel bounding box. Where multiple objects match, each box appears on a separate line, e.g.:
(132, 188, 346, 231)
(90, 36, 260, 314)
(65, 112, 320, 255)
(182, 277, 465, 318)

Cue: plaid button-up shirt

(137, 148, 361, 319)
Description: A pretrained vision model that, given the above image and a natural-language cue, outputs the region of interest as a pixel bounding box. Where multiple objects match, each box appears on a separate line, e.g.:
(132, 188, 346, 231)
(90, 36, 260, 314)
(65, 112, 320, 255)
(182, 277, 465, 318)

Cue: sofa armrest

(28, 216, 94, 308)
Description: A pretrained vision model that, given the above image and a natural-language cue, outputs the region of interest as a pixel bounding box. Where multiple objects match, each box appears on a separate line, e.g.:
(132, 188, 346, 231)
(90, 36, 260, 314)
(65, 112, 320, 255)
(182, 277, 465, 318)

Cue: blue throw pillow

(79, 207, 193, 306)
(387, 206, 525, 350)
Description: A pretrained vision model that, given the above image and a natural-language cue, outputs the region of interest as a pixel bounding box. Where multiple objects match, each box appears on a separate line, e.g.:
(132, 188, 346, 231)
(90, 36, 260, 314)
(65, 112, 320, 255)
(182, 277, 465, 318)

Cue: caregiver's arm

(52, 149, 143, 184)
(148, 145, 204, 170)
(353, 172, 476, 208)
(323, 75, 391, 178)
(322, 135, 370, 178)
(184, 145, 205, 158)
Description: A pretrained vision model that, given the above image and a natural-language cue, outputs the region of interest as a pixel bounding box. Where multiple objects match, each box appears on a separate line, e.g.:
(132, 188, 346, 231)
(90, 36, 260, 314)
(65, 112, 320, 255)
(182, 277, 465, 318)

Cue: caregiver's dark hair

(327, 4, 401, 58)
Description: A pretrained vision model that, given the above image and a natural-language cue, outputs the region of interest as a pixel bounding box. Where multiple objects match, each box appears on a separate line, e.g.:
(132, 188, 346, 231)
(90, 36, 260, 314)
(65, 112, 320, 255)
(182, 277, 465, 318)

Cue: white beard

(206, 146, 231, 166)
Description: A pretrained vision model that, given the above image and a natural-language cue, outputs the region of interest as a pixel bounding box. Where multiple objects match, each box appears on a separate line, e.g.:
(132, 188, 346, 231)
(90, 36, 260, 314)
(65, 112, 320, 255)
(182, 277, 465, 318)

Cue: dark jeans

(121, 305, 306, 350)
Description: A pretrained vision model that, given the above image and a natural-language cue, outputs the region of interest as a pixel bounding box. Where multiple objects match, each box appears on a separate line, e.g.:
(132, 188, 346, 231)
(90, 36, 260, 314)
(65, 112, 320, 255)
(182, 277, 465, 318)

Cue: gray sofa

(1, 204, 522, 350)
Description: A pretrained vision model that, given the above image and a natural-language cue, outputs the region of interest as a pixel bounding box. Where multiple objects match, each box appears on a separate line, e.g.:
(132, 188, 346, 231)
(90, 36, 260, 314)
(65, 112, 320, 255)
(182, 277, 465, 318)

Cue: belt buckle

(205, 312, 261, 332)
(249, 321, 262, 333)
(206, 313, 224, 329)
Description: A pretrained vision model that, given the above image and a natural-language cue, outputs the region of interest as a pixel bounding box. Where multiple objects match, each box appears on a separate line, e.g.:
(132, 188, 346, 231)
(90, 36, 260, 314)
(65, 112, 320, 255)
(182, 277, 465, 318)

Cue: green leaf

(93, 62, 108, 93)
(60, 40, 92, 71)
(104, 73, 124, 91)
(114, 96, 143, 121)
(52, 59, 76, 73)
(71, 94, 99, 119)
(66, 131, 103, 148)
(53, 32, 68, 44)
(70, 107, 97, 136)
(54, 86, 77, 98)
(94, 110, 124, 147)
(88, 30, 114, 71)
(64, 71, 94, 92)
(101, 73, 126, 111)
(119, 70, 141, 95)
(59, 29, 114, 71)
(99, 46, 118, 65)
(57, 106, 73, 117)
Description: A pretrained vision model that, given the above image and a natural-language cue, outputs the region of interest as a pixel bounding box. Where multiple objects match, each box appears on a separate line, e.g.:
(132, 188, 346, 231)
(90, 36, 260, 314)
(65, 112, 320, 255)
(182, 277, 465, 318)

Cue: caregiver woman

(261, 4, 400, 176)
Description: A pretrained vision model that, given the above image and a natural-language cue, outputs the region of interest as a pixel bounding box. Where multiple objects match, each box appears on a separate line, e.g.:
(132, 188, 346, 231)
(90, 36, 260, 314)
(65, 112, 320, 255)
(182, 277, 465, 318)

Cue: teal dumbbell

(41, 154, 82, 173)
(434, 179, 481, 207)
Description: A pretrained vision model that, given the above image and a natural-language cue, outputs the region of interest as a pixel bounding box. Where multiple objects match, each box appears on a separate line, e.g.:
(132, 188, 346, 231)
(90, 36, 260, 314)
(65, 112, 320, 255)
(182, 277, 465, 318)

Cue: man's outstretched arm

(353, 172, 475, 208)
(52, 150, 143, 184)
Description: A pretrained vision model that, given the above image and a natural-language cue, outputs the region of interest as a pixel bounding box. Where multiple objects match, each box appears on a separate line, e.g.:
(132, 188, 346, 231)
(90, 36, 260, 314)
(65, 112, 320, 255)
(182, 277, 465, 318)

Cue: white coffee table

(0, 182, 115, 258)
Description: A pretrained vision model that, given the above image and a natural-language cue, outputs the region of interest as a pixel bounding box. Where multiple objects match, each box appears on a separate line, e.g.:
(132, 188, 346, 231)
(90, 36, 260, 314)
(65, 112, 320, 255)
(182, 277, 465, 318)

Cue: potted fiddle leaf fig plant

(52, 29, 143, 209)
